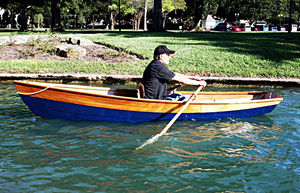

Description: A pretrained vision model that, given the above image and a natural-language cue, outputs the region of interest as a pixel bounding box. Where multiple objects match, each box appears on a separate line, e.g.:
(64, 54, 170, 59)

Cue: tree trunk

(9, 13, 16, 29)
(19, 3, 27, 31)
(133, 11, 144, 30)
(191, 0, 204, 31)
(51, 0, 63, 31)
(43, 0, 51, 28)
(152, 0, 163, 31)
(133, 15, 137, 30)
(137, 11, 144, 30)
(144, 0, 148, 31)
(288, 0, 292, 33)
(298, 0, 300, 29)
(110, 12, 117, 30)
(162, 12, 167, 29)
(298, 0, 300, 30)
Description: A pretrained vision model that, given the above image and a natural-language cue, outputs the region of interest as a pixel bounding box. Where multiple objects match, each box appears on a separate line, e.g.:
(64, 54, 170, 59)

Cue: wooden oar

(136, 85, 204, 150)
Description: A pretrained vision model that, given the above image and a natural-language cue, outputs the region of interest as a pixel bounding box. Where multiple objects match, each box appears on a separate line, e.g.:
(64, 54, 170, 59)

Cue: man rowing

(142, 45, 207, 100)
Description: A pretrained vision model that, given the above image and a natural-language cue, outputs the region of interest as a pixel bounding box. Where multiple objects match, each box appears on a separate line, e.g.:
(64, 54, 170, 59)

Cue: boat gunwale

(14, 80, 283, 105)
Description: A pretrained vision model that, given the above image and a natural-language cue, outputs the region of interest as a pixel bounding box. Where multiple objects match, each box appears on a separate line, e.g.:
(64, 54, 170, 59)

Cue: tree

(152, 0, 163, 31)
(0, 0, 27, 30)
(298, 0, 300, 27)
(0, 0, 45, 31)
(0, 1, 17, 28)
(132, 1, 144, 30)
(183, 0, 205, 30)
(162, 0, 174, 29)
(108, 0, 133, 30)
(182, 0, 298, 30)
(51, 0, 63, 31)
(162, 0, 186, 29)
(130, 0, 152, 30)
(213, 0, 297, 27)
(61, 0, 86, 28)
(1, 0, 299, 32)
(109, 2, 119, 30)
(144, 0, 148, 31)
(19, 3, 28, 31)
(34, 13, 44, 28)
(1, 10, 11, 28)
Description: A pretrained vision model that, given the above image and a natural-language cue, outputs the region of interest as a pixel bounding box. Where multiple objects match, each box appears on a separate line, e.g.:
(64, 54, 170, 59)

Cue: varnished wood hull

(14, 81, 283, 123)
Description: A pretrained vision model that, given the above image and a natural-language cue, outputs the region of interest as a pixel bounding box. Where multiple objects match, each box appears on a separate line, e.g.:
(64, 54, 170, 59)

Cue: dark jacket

(142, 60, 175, 100)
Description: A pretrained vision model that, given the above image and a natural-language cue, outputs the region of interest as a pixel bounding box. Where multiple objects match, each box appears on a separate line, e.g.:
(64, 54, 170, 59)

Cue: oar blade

(136, 133, 163, 150)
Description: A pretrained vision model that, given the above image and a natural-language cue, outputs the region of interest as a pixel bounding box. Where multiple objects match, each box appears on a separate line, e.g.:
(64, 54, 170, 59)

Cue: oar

(136, 85, 204, 150)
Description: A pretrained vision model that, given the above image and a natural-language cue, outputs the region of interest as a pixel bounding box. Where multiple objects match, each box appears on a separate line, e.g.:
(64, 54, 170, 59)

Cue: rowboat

(14, 80, 283, 123)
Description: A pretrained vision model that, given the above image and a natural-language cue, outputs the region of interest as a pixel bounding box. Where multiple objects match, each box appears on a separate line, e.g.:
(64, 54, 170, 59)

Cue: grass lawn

(0, 30, 299, 78)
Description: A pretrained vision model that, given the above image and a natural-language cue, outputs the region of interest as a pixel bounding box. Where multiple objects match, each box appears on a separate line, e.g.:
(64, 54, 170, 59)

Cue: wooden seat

(137, 82, 145, 98)
(167, 84, 185, 94)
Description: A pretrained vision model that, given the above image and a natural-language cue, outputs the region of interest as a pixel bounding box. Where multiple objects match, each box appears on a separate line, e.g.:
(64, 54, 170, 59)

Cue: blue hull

(20, 95, 277, 123)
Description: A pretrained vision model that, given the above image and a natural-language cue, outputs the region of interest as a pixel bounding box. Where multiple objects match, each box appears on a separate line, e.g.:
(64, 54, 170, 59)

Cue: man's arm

(172, 73, 207, 87)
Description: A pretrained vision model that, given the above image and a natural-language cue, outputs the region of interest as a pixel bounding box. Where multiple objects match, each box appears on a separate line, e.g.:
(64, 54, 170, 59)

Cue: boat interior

(15, 81, 281, 103)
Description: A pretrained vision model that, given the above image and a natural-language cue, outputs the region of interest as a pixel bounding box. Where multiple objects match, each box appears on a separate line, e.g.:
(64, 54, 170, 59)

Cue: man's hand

(189, 76, 206, 87)
(190, 76, 203, 81)
(198, 80, 207, 87)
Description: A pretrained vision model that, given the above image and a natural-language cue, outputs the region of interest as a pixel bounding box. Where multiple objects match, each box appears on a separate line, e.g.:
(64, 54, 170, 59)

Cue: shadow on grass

(1, 28, 300, 65)
(100, 31, 300, 65)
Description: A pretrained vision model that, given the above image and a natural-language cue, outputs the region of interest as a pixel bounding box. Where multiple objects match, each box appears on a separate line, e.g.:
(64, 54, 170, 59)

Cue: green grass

(0, 30, 299, 78)
(0, 60, 145, 74)
(0, 29, 48, 36)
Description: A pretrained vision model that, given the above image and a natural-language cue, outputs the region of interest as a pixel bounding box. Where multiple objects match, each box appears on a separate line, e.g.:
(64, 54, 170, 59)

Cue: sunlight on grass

(0, 31, 299, 77)
(79, 32, 299, 77)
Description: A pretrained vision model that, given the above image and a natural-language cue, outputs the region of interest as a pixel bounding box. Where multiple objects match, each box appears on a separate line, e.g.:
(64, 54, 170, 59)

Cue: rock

(56, 44, 87, 57)
(68, 37, 81, 45)
(73, 38, 95, 46)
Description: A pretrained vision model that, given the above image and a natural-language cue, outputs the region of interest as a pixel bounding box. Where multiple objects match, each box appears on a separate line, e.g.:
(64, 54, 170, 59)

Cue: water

(0, 81, 299, 192)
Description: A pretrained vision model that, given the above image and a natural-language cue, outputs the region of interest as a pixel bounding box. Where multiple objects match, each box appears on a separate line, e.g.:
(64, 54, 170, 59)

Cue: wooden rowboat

(14, 81, 283, 123)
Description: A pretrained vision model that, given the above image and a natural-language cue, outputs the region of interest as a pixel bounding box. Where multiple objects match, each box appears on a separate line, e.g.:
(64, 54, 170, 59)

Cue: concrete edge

(0, 73, 299, 87)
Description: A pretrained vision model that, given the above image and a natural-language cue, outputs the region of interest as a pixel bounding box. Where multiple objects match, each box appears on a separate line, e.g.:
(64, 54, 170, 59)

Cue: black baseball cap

(154, 45, 175, 57)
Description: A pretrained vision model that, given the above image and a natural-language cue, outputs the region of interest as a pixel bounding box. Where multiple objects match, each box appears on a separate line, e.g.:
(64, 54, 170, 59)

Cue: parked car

(239, 24, 246, 31)
(251, 25, 264, 31)
(232, 26, 242, 32)
(214, 23, 232, 31)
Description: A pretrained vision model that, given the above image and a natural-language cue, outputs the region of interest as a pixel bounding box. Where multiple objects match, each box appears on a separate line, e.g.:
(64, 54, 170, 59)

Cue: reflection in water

(160, 118, 290, 174)
(0, 81, 299, 192)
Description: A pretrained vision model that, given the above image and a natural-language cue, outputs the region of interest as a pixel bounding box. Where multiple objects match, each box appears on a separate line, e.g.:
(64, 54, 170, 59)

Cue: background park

(0, 1, 300, 192)
(0, 0, 299, 79)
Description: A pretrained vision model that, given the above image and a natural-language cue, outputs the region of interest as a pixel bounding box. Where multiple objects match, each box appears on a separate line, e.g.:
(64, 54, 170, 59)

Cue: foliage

(130, 0, 152, 30)
(163, 0, 175, 13)
(33, 14, 44, 28)
(162, 0, 186, 29)
(108, 0, 135, 30)
(214, 0, 299, 25)
(1, 0, 299, 31)
(182, 0, 300, 30)
(0, 0, 41, 31)
(60, 0, 109, 28)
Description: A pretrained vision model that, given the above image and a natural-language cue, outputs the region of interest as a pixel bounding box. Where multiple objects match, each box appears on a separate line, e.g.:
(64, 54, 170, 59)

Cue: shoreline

(1, 73, 299, 87)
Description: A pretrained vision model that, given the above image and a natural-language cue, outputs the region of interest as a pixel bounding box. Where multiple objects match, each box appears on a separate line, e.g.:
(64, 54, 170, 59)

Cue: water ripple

(0, 82, 299, 192)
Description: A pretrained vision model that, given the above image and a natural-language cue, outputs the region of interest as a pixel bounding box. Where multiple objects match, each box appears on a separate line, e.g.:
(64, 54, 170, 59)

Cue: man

(142, 45, 207, 100)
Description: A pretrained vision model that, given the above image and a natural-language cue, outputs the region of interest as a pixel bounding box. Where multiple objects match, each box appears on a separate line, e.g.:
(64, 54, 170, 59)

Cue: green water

(0, 81, 299, 192)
